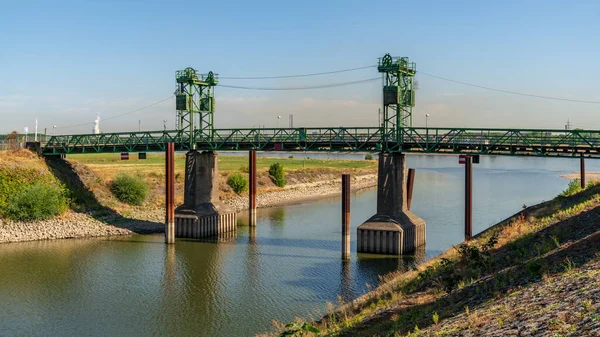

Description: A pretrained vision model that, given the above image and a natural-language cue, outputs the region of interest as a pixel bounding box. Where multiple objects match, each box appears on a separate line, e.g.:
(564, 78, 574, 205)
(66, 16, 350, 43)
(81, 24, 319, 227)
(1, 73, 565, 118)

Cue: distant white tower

(93, 116, 101, 134)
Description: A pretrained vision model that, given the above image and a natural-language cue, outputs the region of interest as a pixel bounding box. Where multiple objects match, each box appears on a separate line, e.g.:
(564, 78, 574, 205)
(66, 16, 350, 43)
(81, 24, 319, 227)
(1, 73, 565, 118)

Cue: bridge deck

(41, 127, 600, 158)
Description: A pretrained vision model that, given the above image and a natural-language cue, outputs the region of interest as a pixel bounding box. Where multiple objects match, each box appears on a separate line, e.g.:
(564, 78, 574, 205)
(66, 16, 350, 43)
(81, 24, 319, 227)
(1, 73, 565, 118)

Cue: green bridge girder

(42, 127, 600, 158)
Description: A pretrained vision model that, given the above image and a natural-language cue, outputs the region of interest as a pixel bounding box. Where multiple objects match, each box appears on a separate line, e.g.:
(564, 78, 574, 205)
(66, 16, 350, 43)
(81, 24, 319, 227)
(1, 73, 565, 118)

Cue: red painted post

(249, 150, 257, 226)
(407, 168, 415, 211)
(342, 174, 351, 260)
(580, 153, 585, 189)
(465, 156, 473, 241)
(165, 143, 175, 244)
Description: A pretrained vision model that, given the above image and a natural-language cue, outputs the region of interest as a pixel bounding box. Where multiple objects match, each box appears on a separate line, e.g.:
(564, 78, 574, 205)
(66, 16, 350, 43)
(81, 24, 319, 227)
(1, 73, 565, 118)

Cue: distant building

(93, 116, 101, 134)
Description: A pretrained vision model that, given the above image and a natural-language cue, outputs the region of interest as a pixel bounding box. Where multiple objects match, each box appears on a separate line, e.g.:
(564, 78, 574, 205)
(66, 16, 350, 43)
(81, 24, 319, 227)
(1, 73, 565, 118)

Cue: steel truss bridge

(40, 54, 600, 159)
(42, 127, 600, 158)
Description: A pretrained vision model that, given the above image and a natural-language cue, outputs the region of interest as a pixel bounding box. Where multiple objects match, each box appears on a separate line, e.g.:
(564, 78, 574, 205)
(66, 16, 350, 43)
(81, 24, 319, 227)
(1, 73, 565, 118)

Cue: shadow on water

(283, 246, 430, 302)
(250, 237, 341, 251)
(45, 158, 163, 234)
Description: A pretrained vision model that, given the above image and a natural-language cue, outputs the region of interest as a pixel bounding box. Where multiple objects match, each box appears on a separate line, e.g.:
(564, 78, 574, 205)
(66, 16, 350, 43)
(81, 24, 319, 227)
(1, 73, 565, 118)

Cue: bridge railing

(43, 130, 190, 154)
(399, 127, 600, 156)
(41, 126, 600, 157)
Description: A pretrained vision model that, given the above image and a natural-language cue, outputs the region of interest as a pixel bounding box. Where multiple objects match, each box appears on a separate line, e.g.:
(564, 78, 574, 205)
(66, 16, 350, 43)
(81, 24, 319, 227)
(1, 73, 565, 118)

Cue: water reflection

(340, 261, 354, 302)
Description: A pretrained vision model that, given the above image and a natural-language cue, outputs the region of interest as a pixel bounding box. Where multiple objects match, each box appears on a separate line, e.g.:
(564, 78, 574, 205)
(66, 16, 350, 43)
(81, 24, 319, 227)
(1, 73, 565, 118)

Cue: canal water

(0, 155, 594, 336)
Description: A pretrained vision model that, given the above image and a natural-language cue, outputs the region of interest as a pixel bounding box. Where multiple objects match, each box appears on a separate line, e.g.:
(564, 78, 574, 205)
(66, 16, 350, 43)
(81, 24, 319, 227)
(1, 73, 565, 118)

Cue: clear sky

(1, 0, 599, 134)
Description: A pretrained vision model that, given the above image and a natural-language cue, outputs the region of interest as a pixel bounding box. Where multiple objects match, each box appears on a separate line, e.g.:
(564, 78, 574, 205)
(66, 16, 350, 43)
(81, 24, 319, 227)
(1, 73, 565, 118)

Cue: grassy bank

(269, 181, 600, 336)
(66, 153, 377, 211)
(1, 150, 377, 232)
(68, 153, 376, 178)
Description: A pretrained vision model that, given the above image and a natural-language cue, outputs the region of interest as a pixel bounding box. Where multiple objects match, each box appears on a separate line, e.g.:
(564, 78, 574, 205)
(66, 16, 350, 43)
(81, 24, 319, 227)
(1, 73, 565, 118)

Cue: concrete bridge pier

(175, 151, 237, 238)
(357, 153, 426, 255)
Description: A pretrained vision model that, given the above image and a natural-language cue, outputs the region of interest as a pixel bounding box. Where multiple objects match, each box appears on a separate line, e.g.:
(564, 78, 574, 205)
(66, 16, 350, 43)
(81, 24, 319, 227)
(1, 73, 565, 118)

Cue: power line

(57, 96, 174, 129)
(219, 77, 380, 90)
(419, 71, 600, 104)
(219, 65, 376, 80)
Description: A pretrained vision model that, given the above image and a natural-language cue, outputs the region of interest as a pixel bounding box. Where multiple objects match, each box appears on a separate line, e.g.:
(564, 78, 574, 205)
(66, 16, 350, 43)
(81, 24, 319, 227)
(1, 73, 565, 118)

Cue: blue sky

(1, 0, 599, 134)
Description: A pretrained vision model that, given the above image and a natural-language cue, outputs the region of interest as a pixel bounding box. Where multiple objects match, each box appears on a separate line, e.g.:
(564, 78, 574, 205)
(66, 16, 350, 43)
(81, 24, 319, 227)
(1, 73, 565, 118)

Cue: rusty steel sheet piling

(342, 174, 351, 260)
(581, 153, 586, 189)
(165, 142, 175, 244)
(407, 168, 415, 211)
(249, 150, 257, 226)
(465, 156, 473, 241)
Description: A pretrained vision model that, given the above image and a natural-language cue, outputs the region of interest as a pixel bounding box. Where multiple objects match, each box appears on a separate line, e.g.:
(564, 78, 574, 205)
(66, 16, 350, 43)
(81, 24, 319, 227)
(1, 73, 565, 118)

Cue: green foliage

(562, 257, 576, 272)
(110, 173, 148, 206)
(586, 180, 600, 189)
(525, 260, 542, 276)
(279, 322, 320, 337)
(432, 311, 439, 325)
(559, 179, 582, 197)
(288, 155, 294, 159)
(364, 153, 374, 160)
(227, 173, 249, 194)
(3, 182, 67, 221)
(414, 233, 499, 293)
(239, 165, 249, 173)
(0, 167, 55, 210)
(269, 162, 287, 188)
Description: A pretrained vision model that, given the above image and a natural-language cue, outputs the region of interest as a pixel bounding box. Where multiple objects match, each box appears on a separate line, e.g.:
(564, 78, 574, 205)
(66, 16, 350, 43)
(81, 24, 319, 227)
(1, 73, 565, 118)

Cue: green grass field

(67, 153, 377, 178)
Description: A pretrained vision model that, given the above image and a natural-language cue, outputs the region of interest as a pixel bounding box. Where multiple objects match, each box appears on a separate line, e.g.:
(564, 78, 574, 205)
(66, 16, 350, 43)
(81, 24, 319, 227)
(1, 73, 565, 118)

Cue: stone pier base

(357, 213, 426, 255)
(175, 151, 236, 239)
(357, 153, 426, 255)
(175, 212, 237, 238)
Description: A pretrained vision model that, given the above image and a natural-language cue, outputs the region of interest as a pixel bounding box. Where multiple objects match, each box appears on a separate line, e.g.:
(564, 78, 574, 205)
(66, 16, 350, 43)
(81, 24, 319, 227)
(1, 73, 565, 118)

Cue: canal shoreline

(0, 173, 377, 244)
(561, 171, 600, 182)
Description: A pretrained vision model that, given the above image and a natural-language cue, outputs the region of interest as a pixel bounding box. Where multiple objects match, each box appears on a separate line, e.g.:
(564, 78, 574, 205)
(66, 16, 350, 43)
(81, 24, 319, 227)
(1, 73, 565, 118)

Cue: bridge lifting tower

(377, 54, 416, 149)
(175, 68, 218, 149)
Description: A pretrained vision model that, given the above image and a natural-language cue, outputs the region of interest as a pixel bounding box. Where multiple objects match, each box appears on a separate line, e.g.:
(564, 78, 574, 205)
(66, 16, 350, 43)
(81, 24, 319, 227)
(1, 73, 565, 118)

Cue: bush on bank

(0, 155, 70, 220)
(227, 173, 249, 194)
(3, 182, 68, 221)
(268, 163, 287, 188)
(110, 173, 149, 206)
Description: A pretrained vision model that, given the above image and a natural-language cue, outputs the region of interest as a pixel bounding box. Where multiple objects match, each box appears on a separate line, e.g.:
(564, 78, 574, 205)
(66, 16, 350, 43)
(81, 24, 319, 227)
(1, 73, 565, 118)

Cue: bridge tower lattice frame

(377, 54, 416, 151)
(175, 68, 218, 149)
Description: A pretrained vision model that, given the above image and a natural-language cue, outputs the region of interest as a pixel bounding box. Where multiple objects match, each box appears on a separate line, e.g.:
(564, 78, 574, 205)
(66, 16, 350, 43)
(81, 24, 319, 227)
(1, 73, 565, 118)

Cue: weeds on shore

(559, 179, 582, 197)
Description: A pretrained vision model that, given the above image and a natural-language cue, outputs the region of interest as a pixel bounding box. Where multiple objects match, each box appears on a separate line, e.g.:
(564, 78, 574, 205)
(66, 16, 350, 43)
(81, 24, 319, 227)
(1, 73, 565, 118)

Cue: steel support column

(581, 153, 586, 189)
(465, 156, 473, 241)
(165, 142, 175, 244)
(342, 174, 351, 260)
(407, 168, 415, 211)
(249, 150, 257, 226)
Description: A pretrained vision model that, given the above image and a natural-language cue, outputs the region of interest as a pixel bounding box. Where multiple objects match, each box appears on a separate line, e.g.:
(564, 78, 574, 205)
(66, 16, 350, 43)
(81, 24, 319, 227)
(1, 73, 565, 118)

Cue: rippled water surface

(0, 154, 594, 336)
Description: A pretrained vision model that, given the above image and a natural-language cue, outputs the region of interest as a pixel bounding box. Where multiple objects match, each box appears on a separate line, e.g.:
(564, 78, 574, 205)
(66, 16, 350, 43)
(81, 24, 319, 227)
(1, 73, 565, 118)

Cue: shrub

(111, 173, 148, 205)
(239, 165, 249, 173)
(559, 179, 581, 197)
(364, 153, 374, 160)
(269, 162, 287, 187)
(288, 155, 294, 159)
(0, 167, 57, 210)
(227, 173, 249, 194)
(3, 182, 67, 221)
